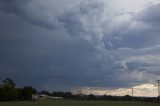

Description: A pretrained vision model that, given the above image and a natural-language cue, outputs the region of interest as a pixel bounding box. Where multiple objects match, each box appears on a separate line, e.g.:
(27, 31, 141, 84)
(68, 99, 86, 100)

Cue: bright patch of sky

(108, 0, 160, 13)
(74, 83, 157, 97)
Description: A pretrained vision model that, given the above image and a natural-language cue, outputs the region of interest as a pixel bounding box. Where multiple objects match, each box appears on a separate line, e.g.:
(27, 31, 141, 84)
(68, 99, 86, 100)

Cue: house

(32, 94, 39, 101)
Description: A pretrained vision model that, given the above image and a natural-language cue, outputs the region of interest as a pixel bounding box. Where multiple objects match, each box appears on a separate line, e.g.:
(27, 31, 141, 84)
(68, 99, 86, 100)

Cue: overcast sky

(0, 0, 160, 95)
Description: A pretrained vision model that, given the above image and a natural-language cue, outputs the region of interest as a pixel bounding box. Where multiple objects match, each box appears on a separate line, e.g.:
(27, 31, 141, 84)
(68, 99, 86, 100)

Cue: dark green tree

(0, 78, 18, 101)
(22, 86, 37, 100)
(87, 94, 96, 100)
(17, 88, 24, 100)
(2, 78, 16, 88)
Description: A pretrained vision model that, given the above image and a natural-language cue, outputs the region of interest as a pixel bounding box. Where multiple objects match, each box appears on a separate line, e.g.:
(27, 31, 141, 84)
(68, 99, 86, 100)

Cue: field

(0, 100, 160, 106)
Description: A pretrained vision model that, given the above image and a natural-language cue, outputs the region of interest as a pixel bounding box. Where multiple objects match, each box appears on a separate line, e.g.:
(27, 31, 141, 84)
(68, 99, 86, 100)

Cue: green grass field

(0, 100, 160, 106)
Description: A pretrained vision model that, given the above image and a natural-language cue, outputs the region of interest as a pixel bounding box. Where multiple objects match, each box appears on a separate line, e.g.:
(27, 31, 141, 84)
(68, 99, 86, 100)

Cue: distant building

(32, 94, 63, 101)
(49, 96, 63, 99)
(39, 94, 48, 99)
(32, 94, 39, 101)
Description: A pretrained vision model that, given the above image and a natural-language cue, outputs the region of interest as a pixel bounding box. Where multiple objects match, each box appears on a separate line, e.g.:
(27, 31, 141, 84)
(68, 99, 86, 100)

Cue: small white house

(32, 94, 39, 101)
(39, 94, 49, 99)
(49, 96, 63, 99)
(32, 94, 63, 101)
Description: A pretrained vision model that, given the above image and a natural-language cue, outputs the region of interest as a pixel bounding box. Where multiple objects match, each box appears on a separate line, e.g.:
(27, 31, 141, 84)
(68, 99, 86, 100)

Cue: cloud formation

(75, 83, 157, 97)
(0, 0, 160, 93)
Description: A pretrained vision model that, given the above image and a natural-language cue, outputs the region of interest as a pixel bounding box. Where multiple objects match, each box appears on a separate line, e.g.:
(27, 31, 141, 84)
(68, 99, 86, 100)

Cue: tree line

(0, 78, 158, 102)
(0, 78, 37, 101)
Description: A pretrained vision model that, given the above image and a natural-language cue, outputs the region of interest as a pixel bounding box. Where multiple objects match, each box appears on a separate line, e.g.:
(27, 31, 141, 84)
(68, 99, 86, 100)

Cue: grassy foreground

(0, 99, 160, 106)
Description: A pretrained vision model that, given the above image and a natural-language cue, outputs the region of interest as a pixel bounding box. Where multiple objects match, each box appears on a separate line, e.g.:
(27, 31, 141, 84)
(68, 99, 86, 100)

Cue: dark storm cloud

(0, 0, 59, 29)
(0, 0, 160, 91)
(0, 0, 100, 90)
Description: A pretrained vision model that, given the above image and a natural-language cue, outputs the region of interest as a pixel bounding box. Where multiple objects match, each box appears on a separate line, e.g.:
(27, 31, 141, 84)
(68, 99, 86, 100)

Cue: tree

(22, 86, 37, 100)
(0, 78, 17, 101)
(2, 78, 16, 88)
(17, 88, 24, 100)
(87, 94, 96, 100)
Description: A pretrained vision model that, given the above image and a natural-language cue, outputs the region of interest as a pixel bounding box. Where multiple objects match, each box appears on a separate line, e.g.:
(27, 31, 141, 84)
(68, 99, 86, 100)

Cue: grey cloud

(0, 0, 60, 29)
(137, 3, 160, 26)
(0, 0, 160, 91)
(101, 3, 160, 50)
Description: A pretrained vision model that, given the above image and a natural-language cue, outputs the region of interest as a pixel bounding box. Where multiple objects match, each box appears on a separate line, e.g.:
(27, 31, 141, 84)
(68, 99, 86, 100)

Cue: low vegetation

(0, 99, 160, 106)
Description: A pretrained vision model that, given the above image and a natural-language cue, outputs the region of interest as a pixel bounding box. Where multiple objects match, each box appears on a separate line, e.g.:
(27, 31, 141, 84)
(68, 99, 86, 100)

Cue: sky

(0, 0, 160, 96)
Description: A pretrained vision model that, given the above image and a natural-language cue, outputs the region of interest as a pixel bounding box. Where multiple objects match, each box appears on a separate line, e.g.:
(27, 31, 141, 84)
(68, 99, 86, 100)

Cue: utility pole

(131, 88, 133, 97)
(77, 88, 83, 95)
(157, 80, 160, 101)
(131, 88, 134, 101)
